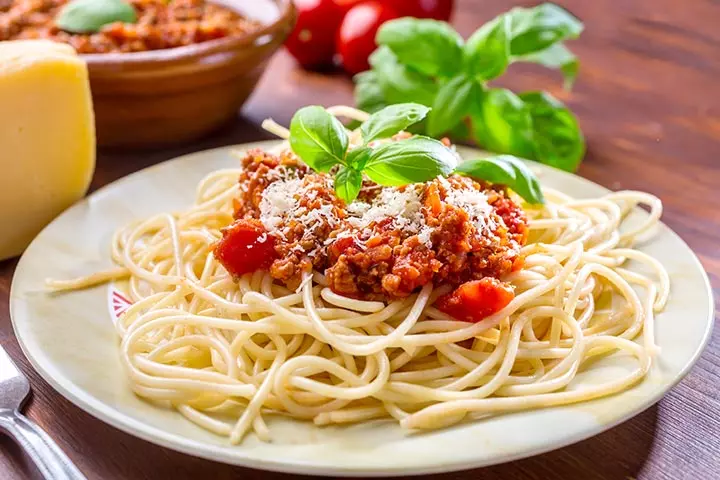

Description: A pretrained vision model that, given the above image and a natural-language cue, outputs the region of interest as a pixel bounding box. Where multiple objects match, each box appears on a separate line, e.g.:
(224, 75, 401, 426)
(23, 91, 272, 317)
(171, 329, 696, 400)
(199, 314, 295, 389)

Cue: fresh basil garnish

(334, 166, 364, 204)
(377, 18, 463, 78)
(361, 103, 430, 143)
(353, 2, 585, 172)
(364, 136, 458, 186)
(471, 88, 535, 159)
(428, 75, 478, 137)
(508, 3, 583, 56)
(369, 47, 438, 107)
(285, 105, 546, 205)
(57, 0, 136, 34)
(346, 146, 372, 170)
(455, 155, 545, 204)
(463, 16, 511, 81)
(287, 106, 460, 202)
(289, 106, 349, 172)
(519, 91, 585, 171)
(354, 71, 387, 115)
(449, 121, 471, 142)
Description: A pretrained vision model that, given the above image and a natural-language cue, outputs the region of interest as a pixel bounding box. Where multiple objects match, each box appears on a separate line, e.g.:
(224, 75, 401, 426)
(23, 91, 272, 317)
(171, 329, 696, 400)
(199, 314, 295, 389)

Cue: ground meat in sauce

(231, 149, 529, 300)
(0, 0, 260, 54)
(233, 149, 309, 220)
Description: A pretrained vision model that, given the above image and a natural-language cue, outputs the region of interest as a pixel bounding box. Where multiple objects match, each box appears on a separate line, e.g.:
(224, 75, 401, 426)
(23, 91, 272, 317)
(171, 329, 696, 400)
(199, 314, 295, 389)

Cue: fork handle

(0, 410, 86, 480)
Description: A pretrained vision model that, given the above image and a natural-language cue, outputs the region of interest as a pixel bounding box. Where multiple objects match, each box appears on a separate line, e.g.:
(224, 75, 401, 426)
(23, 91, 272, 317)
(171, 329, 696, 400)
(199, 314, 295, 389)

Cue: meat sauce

(214, 149, 529, 323)
(1, 0, 259, 54)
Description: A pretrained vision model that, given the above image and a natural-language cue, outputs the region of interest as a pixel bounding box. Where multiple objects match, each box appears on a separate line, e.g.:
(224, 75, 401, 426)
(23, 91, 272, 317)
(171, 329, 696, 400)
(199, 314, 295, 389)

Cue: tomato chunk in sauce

(214, 219, 277, 278)
(435, 277, 514, 323)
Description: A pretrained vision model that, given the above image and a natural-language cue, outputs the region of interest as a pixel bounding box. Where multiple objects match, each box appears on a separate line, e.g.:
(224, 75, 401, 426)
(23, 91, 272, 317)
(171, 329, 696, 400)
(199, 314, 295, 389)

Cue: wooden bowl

(83, 0, 296, 149)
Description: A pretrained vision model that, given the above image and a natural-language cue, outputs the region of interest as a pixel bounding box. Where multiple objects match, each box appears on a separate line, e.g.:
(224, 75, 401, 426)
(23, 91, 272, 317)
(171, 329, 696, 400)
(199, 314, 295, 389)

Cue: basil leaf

(455, 155, 545, 204)
(347, 147, 372, 170)
(361, 103, 430, 143)
(57, 0, 136, 34)
(449, 120, 471, 142)
(364, 136, 458, 186)
(376, 18, 464, 78)
(335, 166, 363, 204)
(517, 43, 578, 89)
(354, 71, 387, 114)
(369, 46, 438, 107)
(427, 75, 478, 137)
(508, 3, 583, 56)
(520, 91, 585, 171)
(471, 88, 534, 158)
(289, 106, 349, 172)
(463, 15, 511, 81)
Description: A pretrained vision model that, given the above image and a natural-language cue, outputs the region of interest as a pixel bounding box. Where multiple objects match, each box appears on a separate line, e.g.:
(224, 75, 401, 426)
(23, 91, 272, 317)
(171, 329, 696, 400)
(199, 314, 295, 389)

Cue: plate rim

(10, 142, 716, 476)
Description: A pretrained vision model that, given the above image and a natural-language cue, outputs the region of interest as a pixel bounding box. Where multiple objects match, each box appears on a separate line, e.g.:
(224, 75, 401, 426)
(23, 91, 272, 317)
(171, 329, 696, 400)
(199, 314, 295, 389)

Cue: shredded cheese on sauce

(259, 176, 339, 248)
(258, 175, 496, 250)
(347, 186, 434, 247)
(438, 176, 495, 235)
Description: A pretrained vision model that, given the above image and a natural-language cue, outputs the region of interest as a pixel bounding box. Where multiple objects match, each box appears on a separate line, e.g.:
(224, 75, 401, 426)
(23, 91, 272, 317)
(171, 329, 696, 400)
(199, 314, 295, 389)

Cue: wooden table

(2, 0, 719, 478)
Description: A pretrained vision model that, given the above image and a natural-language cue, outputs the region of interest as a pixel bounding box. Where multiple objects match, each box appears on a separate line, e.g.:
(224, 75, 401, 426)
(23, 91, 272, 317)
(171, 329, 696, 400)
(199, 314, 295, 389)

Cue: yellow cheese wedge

(0, 40, 96, 260)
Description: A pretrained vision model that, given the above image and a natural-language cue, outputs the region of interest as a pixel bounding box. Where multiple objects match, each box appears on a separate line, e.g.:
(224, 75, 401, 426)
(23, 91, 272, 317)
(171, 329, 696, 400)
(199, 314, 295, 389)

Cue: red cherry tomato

(337, 1, 400, 75)
(284, 0, 345, 69)
(334, 0, 364, 13)
(436, 278, 515, 323)
(386, 0, 455, 21)
(214, 219, 277, 278)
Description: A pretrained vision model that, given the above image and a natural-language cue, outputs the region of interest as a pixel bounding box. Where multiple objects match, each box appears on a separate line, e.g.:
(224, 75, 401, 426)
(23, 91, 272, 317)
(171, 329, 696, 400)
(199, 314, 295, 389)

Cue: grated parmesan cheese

(258, 174, 496, 253)
(438, 176, 495, 235)
(259, 178, 304, 231)
(346, 186, 434, 247)
(259, 176, 341, 254)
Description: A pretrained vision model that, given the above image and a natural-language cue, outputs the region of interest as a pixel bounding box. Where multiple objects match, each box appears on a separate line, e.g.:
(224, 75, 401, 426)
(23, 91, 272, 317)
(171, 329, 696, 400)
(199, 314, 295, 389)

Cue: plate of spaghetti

(10, 105, 713, 476)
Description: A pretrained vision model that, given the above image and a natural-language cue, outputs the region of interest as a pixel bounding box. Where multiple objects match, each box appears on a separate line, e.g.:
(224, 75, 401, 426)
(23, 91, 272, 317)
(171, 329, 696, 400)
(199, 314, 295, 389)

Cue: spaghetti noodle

(47, 107, 669, 444)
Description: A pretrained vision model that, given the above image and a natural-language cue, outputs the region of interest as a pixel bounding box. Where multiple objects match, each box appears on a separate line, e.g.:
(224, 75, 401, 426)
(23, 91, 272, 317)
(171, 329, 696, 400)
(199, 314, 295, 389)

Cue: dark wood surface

(2, 0, 719, 478)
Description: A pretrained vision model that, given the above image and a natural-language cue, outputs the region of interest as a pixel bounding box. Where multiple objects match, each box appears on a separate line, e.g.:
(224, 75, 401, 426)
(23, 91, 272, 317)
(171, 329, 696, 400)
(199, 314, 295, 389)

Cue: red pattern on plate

(111, 289, 132, 321)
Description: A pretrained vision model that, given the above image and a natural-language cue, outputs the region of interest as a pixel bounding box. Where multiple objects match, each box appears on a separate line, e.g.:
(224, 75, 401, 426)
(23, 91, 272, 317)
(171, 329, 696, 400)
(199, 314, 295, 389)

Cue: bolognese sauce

(0, 0, 260, 54)
(215, 148, 529, 323)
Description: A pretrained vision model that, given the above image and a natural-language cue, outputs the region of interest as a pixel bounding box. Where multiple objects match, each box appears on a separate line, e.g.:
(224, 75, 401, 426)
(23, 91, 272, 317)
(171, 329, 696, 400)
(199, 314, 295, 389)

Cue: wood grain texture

(1, 0, 719, 478)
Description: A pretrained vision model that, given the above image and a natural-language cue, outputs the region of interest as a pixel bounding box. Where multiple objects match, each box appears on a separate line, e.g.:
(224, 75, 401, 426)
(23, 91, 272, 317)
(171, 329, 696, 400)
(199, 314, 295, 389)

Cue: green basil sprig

(508, 3, 583, 56)
(289, 106, 349, 172)
(289, 103, 456, 203)
(354, 2, 585, 172)
(375, 18, 463, 78)
(455, 156, 545, 205)
(427, 75, 478, 137)
(287, 104, 544, 205)
(369, 47, 438, 107)
(520, 91, 584, 171)
(334, 166, 363, 205)
(464, 15, 512, 82)
(363, 136, 457, 186)
(354, 71, 388, 116)
(361, 103, 430, 143)
(57, 0, 137, 34)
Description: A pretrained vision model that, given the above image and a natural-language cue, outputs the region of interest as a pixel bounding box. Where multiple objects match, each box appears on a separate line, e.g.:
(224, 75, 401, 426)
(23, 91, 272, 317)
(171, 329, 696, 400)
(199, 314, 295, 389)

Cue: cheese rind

(0, 40, 96, 260)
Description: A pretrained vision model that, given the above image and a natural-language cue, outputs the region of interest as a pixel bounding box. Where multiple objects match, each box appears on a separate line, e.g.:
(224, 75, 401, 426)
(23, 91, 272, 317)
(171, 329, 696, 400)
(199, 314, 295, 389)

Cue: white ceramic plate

(10, 143, 714, 476)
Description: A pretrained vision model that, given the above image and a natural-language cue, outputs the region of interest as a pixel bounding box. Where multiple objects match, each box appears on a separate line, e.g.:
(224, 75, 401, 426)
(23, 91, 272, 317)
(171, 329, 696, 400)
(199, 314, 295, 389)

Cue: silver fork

(0, 345, 86, 479)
